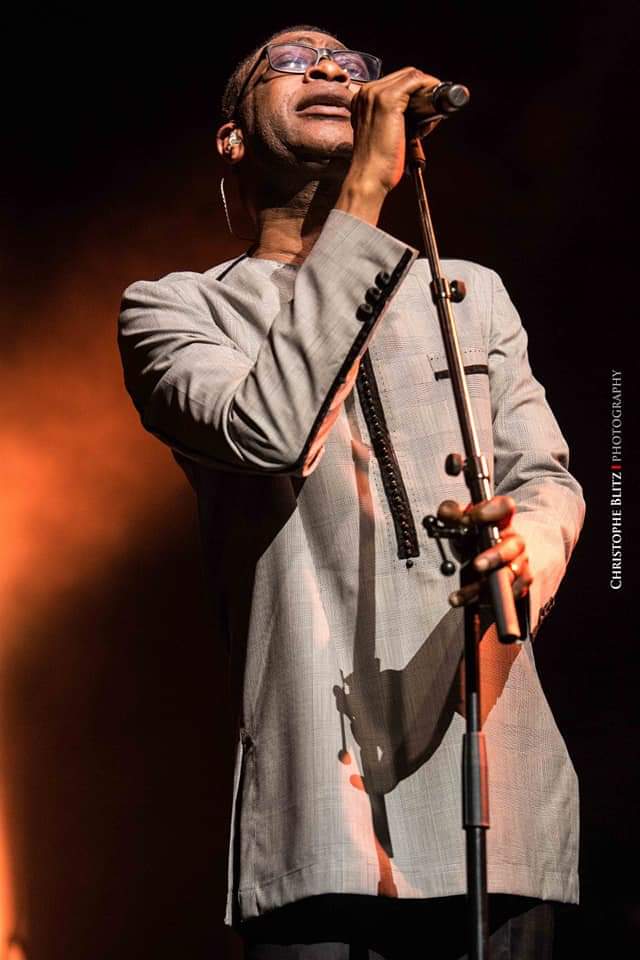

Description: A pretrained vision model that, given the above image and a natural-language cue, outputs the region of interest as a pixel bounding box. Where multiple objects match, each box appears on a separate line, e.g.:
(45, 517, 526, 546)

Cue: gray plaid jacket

(118, 209, 585, 927)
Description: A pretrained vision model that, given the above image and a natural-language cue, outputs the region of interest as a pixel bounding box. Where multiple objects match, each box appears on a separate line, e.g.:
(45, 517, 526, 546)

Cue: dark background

(1, 3, 637, 957)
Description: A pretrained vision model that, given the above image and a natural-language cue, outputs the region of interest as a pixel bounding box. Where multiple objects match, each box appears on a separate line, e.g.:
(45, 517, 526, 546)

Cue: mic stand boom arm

(408, 132, 521, 643)
(406, 121, 523, 960)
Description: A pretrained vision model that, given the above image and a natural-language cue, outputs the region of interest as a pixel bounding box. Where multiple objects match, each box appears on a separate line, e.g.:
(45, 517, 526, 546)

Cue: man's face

(239, 29, 363, 171)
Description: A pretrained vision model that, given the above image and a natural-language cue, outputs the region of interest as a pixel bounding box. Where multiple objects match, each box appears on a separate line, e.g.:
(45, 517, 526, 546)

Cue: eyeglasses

(231, 41, 382, 117)
(264, 42, 382, 83)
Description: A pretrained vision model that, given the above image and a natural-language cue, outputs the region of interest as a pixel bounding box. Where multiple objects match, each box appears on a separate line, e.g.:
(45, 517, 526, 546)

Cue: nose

(303, 55, 350, 84)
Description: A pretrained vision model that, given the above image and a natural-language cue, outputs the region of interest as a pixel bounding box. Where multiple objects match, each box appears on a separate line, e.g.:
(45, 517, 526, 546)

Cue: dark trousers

(240, 893, 555, 959)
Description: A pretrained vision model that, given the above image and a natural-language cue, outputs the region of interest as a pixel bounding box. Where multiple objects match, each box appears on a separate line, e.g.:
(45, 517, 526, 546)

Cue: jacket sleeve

(487, 269, 586, 637)
(117, 209, 418, 477)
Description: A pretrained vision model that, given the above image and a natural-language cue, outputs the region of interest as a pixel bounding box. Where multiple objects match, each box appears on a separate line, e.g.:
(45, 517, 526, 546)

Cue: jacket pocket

(224, 727, 254, 927)
(427, 344, 489, 382)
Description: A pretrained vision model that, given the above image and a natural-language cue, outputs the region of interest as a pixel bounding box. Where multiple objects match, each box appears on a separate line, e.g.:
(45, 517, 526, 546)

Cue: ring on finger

(509, 561, 519, 578)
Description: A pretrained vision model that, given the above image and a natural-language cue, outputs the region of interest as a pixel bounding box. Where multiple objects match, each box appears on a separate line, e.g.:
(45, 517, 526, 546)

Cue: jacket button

(375, 271, 391, 289)
(365, 286, 383, 305)
(357, 302, 375, 322)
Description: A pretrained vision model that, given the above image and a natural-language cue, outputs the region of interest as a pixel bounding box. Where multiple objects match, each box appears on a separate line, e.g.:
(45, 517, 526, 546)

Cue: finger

(353, 67, 443, 112)
(512, 577, 530, 599)
(450, 558, 532, 607)
(437, 499, 463, 524)
(448, 582, 480, 608)
(354, 69, 445, 138)
(510, 559, 533, 598)
(369, 66, 442, 92)
(465, 495, 516, 529)
(474, 532, 525, 573)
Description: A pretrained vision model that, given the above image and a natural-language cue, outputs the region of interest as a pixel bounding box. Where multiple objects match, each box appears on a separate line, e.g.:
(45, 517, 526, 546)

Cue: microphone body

(407, 82, 470, 137)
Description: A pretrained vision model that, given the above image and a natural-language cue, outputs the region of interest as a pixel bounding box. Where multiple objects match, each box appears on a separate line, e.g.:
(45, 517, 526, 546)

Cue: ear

(216, 121, 245, 164)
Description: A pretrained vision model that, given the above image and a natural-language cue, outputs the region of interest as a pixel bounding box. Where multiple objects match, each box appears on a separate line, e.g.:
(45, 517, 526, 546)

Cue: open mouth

(298, 105, 351, 119)
(296, 94, 352, 120)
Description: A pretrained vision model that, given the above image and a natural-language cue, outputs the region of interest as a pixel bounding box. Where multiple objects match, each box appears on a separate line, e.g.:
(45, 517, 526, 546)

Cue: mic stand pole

(406, 131, 523, 960)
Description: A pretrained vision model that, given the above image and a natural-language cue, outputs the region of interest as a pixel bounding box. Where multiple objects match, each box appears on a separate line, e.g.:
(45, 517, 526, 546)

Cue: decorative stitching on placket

(356, 351, 420, 562)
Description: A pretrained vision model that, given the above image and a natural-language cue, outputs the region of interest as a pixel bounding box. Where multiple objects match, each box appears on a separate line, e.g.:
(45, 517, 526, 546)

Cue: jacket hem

(224, 858, 579, 927)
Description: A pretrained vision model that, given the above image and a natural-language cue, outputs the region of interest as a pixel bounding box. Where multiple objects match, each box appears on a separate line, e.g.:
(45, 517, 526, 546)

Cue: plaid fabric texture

(118, 210, 585, 928)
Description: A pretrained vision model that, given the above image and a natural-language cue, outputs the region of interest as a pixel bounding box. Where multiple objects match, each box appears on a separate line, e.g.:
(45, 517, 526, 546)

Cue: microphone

(406, 81, 470, 137)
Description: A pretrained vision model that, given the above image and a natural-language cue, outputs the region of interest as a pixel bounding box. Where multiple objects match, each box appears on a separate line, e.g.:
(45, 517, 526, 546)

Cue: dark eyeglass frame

(230, 41, 383, 118)
(264, 41, 382, 81)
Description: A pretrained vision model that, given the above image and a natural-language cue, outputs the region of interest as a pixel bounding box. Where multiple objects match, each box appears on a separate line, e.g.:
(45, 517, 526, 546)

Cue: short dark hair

(219, 24, 344, 124)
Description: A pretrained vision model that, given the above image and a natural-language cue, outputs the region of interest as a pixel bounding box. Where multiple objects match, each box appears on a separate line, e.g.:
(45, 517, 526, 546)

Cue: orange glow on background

(0, 244, 175, 956)
(0, 196, 246, 957)
(1, 286, 179, 634)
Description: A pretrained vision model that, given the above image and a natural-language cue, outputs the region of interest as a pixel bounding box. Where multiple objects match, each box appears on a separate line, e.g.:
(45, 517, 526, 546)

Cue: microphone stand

(406, 95, 524, 960)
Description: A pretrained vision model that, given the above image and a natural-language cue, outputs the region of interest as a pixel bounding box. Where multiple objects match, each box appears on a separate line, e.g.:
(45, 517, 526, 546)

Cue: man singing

(118, 24, 585, 959)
